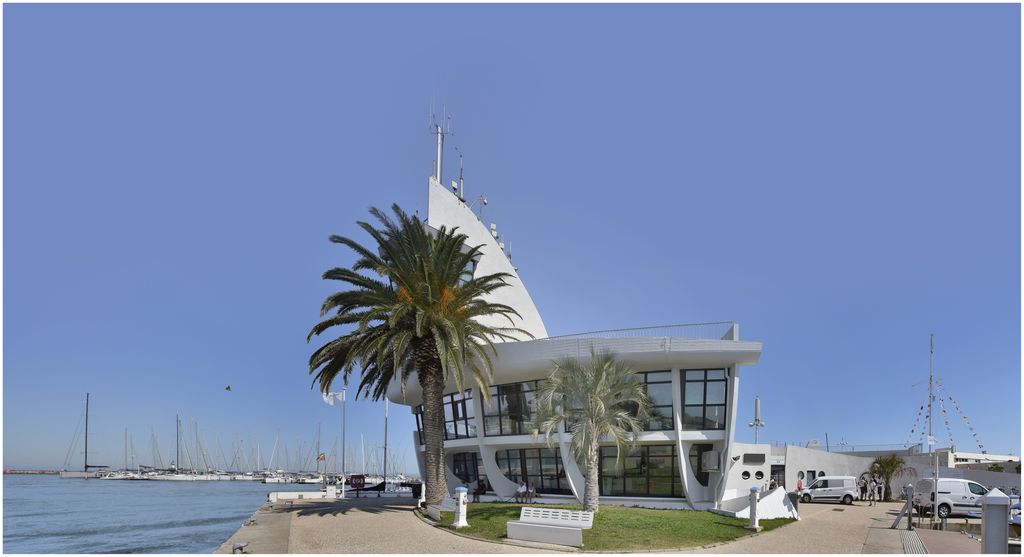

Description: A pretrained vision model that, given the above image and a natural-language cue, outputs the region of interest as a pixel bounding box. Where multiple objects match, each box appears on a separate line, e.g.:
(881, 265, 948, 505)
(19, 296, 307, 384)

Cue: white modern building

(384, 132, 777, 510)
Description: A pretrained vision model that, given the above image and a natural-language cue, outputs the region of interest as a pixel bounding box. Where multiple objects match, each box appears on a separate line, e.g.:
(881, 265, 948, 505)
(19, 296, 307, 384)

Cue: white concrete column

(672, 368, 695, 509)
(715, 366, 742, 507)
(557, 430, 586, 504)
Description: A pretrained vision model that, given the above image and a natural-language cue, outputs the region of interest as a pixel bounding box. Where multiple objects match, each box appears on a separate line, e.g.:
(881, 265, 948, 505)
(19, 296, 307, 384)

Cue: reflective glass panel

(706, 382, 726, 405)
(684, 382, 704, 405)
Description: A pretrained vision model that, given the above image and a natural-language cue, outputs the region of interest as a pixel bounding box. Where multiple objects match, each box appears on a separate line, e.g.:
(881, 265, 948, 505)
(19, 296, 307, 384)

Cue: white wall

(427, 177, 547, 339)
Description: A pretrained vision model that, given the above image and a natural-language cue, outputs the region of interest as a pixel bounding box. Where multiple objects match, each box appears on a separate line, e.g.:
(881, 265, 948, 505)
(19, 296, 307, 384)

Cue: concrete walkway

(216, 496, 552, 554)
(690, 501, 913, 554)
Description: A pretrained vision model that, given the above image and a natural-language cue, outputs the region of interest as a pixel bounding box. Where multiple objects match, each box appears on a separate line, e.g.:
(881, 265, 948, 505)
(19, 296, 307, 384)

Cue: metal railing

(542, 321, 737, 341)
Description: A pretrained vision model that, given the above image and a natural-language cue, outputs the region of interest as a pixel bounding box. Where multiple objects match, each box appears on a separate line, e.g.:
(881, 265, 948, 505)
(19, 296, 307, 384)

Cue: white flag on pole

(322, 392, 345, 406)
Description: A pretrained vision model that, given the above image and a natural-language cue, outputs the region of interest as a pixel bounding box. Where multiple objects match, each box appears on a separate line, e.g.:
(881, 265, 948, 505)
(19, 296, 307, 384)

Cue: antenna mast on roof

(454, 146, 465, 201)
(430, 104, 452, 184)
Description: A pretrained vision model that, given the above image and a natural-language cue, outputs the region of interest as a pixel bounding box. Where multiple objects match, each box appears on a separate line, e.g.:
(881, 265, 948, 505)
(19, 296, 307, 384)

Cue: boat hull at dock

(59, 471, 104, 479)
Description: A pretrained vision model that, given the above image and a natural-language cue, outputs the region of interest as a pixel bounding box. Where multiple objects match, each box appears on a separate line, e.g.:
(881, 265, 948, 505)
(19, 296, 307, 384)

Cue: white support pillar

(716, 365, 742, 507)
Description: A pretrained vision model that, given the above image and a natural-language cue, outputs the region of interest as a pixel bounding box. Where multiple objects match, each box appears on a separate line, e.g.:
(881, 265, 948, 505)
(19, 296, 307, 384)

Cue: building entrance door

(770, 465, 785, 489)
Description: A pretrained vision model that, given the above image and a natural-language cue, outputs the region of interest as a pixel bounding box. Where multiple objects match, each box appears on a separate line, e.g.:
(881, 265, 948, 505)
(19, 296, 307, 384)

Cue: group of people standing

(859, 476, 885, 505)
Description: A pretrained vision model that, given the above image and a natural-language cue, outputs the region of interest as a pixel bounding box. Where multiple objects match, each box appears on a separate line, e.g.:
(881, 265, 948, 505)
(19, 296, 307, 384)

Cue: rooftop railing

(542, 321, 738, 341)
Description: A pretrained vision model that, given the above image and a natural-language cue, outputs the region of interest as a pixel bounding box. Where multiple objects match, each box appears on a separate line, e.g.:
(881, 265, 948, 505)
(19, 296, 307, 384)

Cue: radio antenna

(429, 104, 452, 184)
(454, 146, 465, 201)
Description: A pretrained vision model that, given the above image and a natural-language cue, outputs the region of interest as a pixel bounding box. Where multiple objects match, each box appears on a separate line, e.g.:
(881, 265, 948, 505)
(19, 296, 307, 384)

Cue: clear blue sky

(4, 4, 1020, 470)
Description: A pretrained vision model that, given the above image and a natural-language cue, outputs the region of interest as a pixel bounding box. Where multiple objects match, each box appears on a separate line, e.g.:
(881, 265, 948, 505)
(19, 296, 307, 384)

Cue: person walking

(868, 477, 878, 506)
(875, 477, 885, 503)
(859, 477, 868, 501)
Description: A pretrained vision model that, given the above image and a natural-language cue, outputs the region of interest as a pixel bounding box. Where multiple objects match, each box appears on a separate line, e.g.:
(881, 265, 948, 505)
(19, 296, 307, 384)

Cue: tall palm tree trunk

(415, 339, 449, 506)
(583, 434, 600, 512)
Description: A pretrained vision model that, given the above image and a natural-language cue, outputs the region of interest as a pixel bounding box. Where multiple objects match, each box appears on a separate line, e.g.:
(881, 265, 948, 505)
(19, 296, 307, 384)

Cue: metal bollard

(453, 487, 469, 528)
(747, 486, 762, 532)
(982, 488, 1010, 554)
(906, 484, 915, 531)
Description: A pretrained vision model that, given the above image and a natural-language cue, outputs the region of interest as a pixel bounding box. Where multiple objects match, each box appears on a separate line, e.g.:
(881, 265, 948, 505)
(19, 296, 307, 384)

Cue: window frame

(681, 368, 729, 431)
(414, 389, 476, 444)
(638, 371, 674, 431)
(482, 380, 543, 436)
(494, 447, 572, 495)
(599, 444, 684, 498)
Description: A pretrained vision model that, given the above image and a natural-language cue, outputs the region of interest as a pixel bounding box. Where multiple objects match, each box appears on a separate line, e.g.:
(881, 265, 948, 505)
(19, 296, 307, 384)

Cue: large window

(414, 390, 476, 444)
(452, 452, 489, 490)
(640, 371, 674, 430)
(682, 369, 728, 430)
(482, 381, 541, 436)
(599, 444, 683, 498)
(495, 448, 572, 494)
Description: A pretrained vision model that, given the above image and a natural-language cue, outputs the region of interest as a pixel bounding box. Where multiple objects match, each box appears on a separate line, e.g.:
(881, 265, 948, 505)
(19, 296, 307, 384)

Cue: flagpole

(341, 390, 347, 478)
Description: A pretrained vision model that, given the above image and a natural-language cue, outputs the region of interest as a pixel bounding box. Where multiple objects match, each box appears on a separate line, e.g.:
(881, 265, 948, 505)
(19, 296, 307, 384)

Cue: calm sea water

(3, 475, 273, 553)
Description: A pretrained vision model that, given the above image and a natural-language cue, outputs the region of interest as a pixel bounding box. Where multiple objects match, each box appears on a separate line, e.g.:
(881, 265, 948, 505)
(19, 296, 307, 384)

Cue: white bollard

(982, 488, 1010, 554)
(418, 483, 426, 507)
(747, 486, 762, 532)
(453, 487, 469, 528)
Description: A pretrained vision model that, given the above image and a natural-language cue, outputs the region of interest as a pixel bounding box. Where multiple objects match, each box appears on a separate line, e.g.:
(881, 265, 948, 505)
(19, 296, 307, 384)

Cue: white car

(913, 478, 988, 519)
(799, 475, 858, 505)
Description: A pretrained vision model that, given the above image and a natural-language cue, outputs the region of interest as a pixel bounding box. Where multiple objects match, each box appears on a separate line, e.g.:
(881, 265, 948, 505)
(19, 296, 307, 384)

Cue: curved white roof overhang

(385, 336, 762, 407)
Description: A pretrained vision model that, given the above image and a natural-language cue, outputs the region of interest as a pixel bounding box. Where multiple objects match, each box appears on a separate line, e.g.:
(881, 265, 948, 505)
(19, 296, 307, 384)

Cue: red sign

(350, 474, 365, 489)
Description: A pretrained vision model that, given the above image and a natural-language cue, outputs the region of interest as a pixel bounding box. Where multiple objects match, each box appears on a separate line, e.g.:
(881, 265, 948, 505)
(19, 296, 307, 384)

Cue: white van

(912, 478, 988, 518)
(799, 475, 858, 505)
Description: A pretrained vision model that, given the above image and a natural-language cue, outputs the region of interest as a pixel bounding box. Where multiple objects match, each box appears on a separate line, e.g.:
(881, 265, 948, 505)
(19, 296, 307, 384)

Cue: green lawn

(432, 502, 793, 552)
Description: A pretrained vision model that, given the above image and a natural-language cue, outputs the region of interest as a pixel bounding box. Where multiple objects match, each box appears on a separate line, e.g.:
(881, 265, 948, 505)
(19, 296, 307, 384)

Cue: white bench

(426, 497, 457, 521)
(506, 507, 594, 547)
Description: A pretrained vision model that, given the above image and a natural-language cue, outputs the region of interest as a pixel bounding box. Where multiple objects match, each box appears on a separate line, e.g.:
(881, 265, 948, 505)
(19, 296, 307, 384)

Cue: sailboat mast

(84, 393, 90, 473)
(124, 428, 128, 471)
(176, 414, 180, 472)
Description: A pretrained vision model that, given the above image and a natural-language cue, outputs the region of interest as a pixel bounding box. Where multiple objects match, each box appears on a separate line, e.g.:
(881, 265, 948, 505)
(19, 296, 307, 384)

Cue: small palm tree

(308, 204, 529, 505)
(868, 454, 916, 501)
(532, 349, 651, 512)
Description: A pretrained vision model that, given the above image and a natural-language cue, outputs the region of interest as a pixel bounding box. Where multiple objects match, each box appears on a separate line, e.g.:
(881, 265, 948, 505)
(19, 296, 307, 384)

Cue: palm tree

(868, 454, 916, 502)
(307, 204, 529, 505)
(532, 349, 651, 512)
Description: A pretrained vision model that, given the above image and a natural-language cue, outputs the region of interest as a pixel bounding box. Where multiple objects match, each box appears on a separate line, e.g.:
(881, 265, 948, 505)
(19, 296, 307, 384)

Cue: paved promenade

(217, 496, 961, 554)
(689, 501, 911, 554)
(215, 496, 550, 554)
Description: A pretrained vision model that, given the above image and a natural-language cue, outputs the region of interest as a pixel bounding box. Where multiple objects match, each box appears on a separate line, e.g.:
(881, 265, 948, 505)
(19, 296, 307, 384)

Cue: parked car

(912, 478, 989, 519)
(798, 475, 858, 505)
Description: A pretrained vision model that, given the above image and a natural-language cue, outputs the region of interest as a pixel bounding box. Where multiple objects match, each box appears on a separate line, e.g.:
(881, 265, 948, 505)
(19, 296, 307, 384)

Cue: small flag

(317, 453, 326, 461)
(927, 435, 937, 446)
(322, 391, 345, 406)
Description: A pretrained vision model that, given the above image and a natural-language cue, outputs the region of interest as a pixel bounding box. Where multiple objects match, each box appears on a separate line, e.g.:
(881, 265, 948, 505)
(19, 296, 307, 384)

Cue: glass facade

(495, 448, 573, 494)
(682, 369, 728, 430)
(482, 380, 542, 436)
(640, 371, 674, 430)
(414, 389, 476, 444)
(452, 451, 489, 489)
(599, 444, 684, 497)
